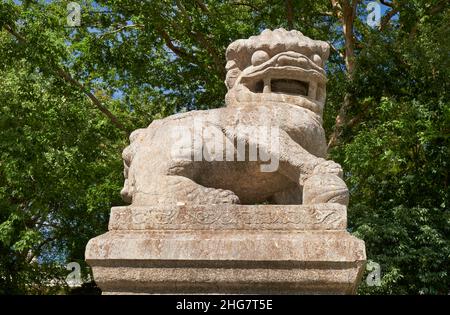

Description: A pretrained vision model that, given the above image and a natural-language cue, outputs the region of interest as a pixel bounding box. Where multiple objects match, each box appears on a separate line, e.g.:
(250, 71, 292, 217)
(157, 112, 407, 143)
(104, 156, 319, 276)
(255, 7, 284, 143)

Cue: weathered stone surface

(85, 28, 366, 295)
(87, 230, 365, 262)
(120, 28, 349, 207)
(108, 204, 347, 231)
(86, 229, 365, 294)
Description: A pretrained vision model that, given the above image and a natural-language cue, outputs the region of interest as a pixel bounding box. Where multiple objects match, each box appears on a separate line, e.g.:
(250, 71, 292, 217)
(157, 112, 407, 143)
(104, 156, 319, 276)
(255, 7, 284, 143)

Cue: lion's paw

(313, 160, 343, 178)
(198, 187, 241, 205)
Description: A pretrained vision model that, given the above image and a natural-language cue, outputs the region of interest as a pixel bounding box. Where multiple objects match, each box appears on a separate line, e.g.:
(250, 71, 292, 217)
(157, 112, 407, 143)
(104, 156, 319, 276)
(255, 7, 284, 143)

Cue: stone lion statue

(120, 28, 349, 206)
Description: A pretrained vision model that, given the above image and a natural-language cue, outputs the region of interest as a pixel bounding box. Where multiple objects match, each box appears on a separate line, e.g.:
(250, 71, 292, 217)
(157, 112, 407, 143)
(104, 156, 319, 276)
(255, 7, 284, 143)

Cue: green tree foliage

(0, 0, 448, 294)
(0, 1, 126, 293)
(0, 57, 125, 293)
(339, 3, 450, 293)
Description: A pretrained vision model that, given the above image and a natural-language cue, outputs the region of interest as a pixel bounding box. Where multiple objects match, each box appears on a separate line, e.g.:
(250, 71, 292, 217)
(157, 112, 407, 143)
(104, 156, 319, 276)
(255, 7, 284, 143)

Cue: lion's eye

(251, 50, 270, 66)
(312, 54, 323, 67)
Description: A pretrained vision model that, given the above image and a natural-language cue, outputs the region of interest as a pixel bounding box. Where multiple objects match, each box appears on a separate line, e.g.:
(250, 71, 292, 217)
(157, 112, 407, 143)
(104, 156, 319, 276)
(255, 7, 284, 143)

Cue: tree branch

(157, 27, 195, 61)
(26, 236, 57, 264)
(380, 8, 399, 31)
(327, 0, 361, 150)
(409, 0, 447, 39)
(341, 0, 358, 76)
(195, 0, 210, 13)
(3, 23, 26, 42)
(319, 11, 334, 16)
(328, 94, 353, 149)
(3, 23, 128, 133)
(429, 0, 447, 15)
(379, 0, 393, 7)
(175, 0, 190, 22)
(286, 0, 294, 30)
(99, 23, 144, 38)
(328, 42, 345, 60)
(229, 2, 261, 11)
(191, 30, 225, 77)
(330, 0, 343, 18)
(174, 0, 225, 78)
(55, 68, 127, 131)
(346, 100, 371, 128)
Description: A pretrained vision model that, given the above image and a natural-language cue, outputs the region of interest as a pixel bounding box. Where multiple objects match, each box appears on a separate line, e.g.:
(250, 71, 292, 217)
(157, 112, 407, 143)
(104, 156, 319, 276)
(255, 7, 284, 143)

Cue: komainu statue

(86, 28, 366, 295)
(121, 28, 348, 206)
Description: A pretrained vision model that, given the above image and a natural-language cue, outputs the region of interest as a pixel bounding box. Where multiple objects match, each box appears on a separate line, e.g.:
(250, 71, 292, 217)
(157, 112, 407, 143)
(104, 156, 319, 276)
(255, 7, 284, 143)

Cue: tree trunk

(327, 0, 358, 150)
(286, 0, 294, 30)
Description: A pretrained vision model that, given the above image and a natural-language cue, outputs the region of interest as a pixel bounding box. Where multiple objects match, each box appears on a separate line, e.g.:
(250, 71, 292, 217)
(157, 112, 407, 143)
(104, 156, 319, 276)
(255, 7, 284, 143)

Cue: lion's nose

(276, 55, 310, 68)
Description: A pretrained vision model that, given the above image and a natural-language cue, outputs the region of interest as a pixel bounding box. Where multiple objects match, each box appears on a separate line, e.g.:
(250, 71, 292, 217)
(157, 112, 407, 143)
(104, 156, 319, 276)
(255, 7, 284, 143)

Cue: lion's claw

(313, 160, 344, 178)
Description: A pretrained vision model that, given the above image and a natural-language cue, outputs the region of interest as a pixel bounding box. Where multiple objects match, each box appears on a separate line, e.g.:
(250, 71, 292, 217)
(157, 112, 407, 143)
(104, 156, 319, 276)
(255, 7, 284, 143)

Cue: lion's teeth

(263, 78, 271, 93)
(308, 82, 317, 99)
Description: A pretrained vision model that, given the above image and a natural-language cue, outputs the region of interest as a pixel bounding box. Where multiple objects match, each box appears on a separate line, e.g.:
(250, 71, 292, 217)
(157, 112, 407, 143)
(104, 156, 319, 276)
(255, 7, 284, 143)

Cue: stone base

(85, 204, 366, 294)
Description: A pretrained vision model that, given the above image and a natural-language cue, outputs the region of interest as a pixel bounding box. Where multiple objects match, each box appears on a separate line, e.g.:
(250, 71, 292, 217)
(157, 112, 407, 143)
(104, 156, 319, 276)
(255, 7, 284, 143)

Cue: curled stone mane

(224, 28, 331, 118)
(225, 28, 330, 74)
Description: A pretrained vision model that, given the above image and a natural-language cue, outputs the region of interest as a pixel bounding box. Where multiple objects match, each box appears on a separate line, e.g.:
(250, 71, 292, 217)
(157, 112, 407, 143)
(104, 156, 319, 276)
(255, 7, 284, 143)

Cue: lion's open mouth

(236, 51, 326, 102)
(271, 79, 309, 96)
(252, 79, 310, 96)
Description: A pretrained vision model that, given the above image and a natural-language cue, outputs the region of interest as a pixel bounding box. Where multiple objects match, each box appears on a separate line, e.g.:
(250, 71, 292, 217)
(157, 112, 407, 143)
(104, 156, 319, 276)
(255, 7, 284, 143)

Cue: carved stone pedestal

(85, 204, 366, 294)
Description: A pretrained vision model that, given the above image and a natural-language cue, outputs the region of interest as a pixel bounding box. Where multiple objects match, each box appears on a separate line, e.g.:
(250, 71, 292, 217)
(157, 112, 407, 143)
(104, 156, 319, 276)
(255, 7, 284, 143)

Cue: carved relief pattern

(109, 204, 346, 231)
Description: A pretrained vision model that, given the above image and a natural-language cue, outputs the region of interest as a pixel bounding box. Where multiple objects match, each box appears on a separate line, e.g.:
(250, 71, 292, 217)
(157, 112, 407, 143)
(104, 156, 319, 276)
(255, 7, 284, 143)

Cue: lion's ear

(225, 69, 241, 90)
(225, 60, 237, 71)
(225, 60, 241, 90)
